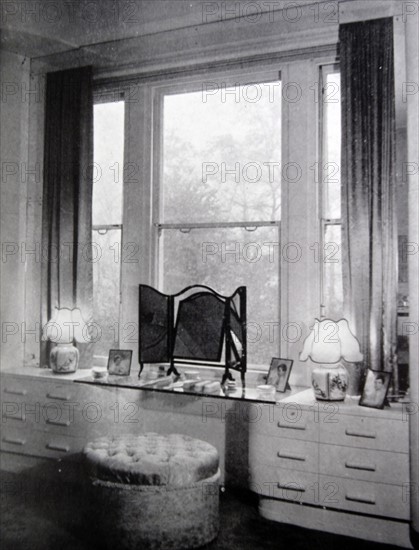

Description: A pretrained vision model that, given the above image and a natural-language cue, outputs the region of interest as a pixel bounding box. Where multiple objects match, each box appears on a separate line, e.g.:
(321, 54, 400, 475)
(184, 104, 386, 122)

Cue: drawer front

(252, 405, 318, 442)
(1, 393, 89, 436)
(318, 475, 409, 519)
(250, 433, 318, 473)
(1, 426, 85, 460)
(1, 379, 129, 438)
(319, 445, 409, 485)
(251, 465, 318, 504)
(1, 378, 38, 422)
(1, 378, 79, 428)
(1, 378, 78, 404)
(319, 415, 408, 452)
(1, 380, 31, 399)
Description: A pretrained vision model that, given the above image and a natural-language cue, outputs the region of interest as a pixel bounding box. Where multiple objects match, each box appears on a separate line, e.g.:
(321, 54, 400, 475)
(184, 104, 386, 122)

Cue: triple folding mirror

(139, 285, 247, 385)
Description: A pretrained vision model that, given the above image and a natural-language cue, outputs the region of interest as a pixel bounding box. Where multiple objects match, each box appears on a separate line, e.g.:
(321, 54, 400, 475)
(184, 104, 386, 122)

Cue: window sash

(153, 69, 283, 366)
(92, 226, 123, 357)
(153, 70, 282, 228)
(319, 64, 342, 318)
(92, 98, 125, 361)
(157, 223, 281, 369)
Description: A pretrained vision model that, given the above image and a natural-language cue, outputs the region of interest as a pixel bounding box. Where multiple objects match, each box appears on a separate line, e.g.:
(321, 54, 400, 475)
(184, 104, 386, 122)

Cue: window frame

(318, 62, 343, 320)
(91, 53, 339, 382)
(91, 92, 126, 361)
(151, 66, 283, 369)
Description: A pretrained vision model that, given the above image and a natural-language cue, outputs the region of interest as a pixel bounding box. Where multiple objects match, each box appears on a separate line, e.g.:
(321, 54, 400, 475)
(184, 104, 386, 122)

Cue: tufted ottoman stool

(84, 433, 220, 550)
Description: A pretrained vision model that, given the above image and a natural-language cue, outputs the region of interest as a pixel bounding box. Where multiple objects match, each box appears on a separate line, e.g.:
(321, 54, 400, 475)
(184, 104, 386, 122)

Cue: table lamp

(299, 319, 363, 401)
(42, 307, 90, 373)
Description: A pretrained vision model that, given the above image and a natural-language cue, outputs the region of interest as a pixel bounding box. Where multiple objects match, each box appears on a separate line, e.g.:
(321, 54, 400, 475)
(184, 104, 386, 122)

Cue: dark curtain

(340, 18, 398, 391)
(41, 66, 94, 368)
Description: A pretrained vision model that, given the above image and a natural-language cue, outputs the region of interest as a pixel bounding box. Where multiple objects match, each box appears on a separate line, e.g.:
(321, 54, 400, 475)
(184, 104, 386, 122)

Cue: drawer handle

(46, 392, 73, 401)
(345, 461, 376, 472)
(2, 436, 26, 446)
(4, 388, 27, 396)
(46, 442, 70, 453)
(277, 452, 306, 462)
(345, 429, 376, 439)
(345, 492, 376, 505)
(277, 483, 306, 492)
(278, 422, 306, 431)
(46, 419, 71, 427)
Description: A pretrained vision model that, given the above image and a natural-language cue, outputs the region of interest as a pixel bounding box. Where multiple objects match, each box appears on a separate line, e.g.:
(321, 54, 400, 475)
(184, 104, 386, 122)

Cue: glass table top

(75, 372, 301, 404)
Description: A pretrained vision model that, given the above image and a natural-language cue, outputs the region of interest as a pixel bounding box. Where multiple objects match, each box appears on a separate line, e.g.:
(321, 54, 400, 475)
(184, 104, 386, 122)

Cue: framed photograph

(267, 358, 293, 392)
(359, 369, 391, 409)
(107, 349, 133, 376)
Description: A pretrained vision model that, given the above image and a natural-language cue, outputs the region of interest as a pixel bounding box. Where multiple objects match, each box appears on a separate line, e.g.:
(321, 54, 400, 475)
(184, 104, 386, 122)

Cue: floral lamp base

(311, 364, 348, 401)
(50, 343, 79, 374)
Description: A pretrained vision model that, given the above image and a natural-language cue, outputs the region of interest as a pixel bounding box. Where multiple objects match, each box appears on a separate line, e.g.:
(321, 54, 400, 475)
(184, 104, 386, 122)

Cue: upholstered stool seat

(84, 433, 220, 550)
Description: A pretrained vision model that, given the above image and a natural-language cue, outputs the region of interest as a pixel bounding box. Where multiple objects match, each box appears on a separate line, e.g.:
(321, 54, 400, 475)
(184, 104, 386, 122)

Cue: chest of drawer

(0, 425, 85, 460)
(1, 380, 139, 444)
(318, 474, 409, 519)
(319, 414, 408, 452)
(252, 405, 319, 441)
(250, 433, 318, 473)
(319, 445, 409, 485)
(250, 465, 318, 504)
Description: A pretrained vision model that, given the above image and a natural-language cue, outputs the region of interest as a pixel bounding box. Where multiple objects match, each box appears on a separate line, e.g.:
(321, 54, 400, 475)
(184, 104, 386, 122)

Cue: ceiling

(1, 0, 348, 59)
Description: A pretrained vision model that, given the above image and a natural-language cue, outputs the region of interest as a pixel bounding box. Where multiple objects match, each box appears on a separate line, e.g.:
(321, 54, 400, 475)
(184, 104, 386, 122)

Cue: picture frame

(359, 369, 392, 409)
(398, 234, 409, 283)
(266, 358, 293, 392)
(107, 349, 133, 376)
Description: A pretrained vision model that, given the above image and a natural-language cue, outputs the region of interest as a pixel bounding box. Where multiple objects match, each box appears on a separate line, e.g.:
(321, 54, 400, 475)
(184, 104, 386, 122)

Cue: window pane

(323, 72, 341, 219)
(323, 224, 343, 319)
(92, 100, 125, 358)
(92, 229, 121, 355)
(93, 102, 125, 226)
(162, 82, 281, 224)
(159, 226, 280, 366)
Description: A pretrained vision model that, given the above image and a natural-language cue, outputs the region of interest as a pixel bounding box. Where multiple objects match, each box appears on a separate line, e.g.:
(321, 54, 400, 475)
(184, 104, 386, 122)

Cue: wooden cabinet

(249, 390, 412, 548)
(1, 373, 85, 460)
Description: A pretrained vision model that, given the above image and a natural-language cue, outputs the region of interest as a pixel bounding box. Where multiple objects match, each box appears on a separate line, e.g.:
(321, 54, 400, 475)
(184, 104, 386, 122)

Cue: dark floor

(0, 455, 406, 550)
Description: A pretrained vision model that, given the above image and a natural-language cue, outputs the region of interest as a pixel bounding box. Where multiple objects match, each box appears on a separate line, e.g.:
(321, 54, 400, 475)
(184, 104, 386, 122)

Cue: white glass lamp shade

(42, 307, 90, 344)
(337, 319, 364, 362)
(299, 319, 363, 364)
(300, 319, 363, 402)
(71, 307, 90, 343)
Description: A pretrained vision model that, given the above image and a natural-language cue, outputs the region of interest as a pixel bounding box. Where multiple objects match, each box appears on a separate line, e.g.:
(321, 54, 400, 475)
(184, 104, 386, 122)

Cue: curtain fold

(41, 66, 94, 368)
(340, 18, 398, 392)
